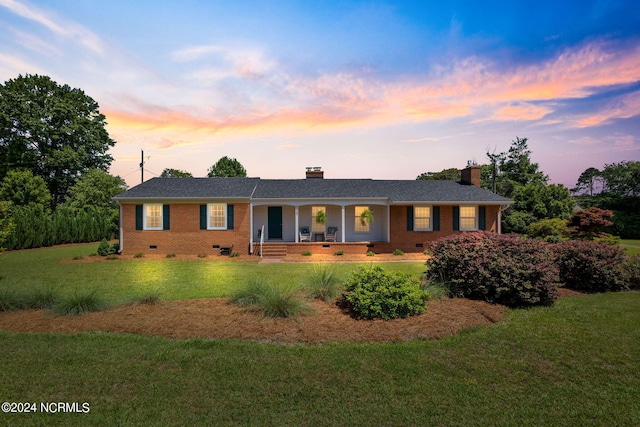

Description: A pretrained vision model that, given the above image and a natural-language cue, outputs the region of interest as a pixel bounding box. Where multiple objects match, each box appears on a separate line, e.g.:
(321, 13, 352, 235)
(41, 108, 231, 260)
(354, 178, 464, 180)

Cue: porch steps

(260, 243, 288, 258)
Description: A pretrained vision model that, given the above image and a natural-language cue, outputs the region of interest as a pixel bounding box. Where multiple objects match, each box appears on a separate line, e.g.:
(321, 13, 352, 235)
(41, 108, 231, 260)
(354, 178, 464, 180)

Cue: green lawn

(0, 243, 425, 303)
(621, 239, 640, 256)
(1, 244, 639, 426)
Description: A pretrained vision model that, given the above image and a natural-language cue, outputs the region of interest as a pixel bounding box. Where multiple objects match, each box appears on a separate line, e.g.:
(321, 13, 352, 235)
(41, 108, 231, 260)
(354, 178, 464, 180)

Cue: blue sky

(1, 0, 639, 188)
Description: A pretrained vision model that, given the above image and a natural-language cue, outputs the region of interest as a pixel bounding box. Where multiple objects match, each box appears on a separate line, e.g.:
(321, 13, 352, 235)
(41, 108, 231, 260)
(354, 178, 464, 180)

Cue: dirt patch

(0, 297, 506, 344)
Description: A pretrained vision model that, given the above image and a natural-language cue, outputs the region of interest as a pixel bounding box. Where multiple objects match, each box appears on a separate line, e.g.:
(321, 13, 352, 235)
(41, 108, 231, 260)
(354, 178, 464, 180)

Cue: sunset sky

(1, 0, 639, 189)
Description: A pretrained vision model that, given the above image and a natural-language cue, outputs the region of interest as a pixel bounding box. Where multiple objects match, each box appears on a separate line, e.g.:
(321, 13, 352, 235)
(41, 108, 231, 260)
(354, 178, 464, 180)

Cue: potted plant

(316, 210, 327, 224)
(360, 209, 374, 226)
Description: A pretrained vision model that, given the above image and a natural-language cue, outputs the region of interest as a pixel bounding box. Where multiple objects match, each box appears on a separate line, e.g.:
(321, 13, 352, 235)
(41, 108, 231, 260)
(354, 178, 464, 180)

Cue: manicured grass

(0, 293, 638, 425)
(1, 243, 639, 425)
(620, 239, 640, 256)
(0, 243, 425, 304)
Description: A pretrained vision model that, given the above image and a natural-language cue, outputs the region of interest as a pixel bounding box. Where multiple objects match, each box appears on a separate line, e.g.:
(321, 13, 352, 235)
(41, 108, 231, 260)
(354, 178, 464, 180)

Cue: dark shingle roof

(113, 177, 260, 199)
(114, 177, 512, 204)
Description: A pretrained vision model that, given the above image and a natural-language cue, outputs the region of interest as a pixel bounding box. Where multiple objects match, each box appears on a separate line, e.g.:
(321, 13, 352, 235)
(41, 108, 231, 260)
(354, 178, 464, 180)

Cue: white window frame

(354, 206, 370, 233)
(208, 203, 228, 230)
(311, 206, 326, 233)
(144, 203, 163, 230)
(414, 206, 432, 231)
(459, 205, 478, 231)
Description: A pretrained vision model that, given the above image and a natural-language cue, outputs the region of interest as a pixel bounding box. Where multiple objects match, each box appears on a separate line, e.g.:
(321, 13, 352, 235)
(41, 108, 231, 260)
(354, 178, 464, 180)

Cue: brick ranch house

(113, 165, 513, 256)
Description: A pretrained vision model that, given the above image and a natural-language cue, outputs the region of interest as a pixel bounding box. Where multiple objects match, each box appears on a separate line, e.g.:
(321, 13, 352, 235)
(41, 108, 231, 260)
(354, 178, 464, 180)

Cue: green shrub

(166, 253, 176, 258)
(97, 238, 111, 256)
(426, 232, 559, 307)
(342, 265, 428, 320)
(197, 253, 207, 258)
(621, 255, 640, 290)
(305, 265, 342, 301)
(134, 252, 145, 258)
(53, 289, 108, 316)
(334, 250, 344, 256)
(527, 218, 570, 241)
(302, 250, 312, 256)
(366, 251, 375, 257)
(106, 254, 119, 260)
(554, 240, 627, 292)
(393, 249, 405, 256)
(231, 279, 312, 318)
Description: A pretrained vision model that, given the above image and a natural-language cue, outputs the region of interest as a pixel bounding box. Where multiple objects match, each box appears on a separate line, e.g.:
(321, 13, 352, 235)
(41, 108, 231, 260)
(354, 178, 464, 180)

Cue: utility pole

(140, 149, 145, 183)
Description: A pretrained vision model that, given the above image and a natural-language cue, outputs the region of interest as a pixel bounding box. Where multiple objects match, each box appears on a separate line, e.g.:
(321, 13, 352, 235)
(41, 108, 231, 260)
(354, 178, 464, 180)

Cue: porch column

(341, 205, 346, 242)
(387, 204, 391, 242)
(295, 205, 299, 243)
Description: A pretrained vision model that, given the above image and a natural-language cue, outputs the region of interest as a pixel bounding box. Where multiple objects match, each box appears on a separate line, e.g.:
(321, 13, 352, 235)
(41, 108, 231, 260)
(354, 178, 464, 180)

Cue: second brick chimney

(461, 163, 481, 187)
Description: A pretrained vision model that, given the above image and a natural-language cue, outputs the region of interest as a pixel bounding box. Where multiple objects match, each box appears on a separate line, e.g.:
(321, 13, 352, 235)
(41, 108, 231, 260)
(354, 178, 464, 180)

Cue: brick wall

(389, 205, 501, 253)
(120, 203, 251, 255)
(120, 203, 502, 255)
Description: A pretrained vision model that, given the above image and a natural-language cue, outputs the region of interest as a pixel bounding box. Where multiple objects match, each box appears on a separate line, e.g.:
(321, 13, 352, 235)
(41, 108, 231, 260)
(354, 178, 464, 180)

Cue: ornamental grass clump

(426, 232, 559, 307)
(341, 265, 429, 320)
(23, 286, 59, 309)
(554, 240, 627, 292)
(305, 265, 342, 301)
(0, 287, 22, 312)
(53, 289, 108, 316)
(231, 278, 312, 318)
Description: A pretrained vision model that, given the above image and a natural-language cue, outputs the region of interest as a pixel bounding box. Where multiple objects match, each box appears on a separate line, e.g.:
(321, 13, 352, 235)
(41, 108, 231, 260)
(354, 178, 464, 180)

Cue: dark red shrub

(426, 232, 559, 307)
(554, 240, 626, 292)
(567, 207, 614, 240)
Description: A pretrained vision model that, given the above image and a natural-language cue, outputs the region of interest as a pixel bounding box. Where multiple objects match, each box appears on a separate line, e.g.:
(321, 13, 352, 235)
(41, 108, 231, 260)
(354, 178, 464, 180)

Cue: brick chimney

(306, 167, 324, 179)
(461, 163, 481, 187)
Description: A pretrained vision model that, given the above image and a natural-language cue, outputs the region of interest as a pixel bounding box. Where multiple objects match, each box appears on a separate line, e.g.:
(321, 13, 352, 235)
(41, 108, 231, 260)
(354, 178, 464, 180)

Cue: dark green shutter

(227, 204, 234, 230)
(433, 206, 440, 231)
(453, 206, 460, 231)
(407, 206, 414, 231)
(200, 205, 207, 230)
(479, 206, 486, 230)
(135, 205, 143, 230)
(162, 205, 170, 230)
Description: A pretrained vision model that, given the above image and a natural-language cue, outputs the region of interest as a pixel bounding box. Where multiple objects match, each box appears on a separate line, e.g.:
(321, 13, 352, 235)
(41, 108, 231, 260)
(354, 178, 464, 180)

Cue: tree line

(0, 75, 125, 250)
(0, 74, 249, 250)
(418, 137, 640, 238)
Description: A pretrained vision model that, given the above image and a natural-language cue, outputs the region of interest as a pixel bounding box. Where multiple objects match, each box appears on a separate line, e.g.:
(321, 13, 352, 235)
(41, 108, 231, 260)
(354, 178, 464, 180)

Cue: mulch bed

(0, 297, 507, 344)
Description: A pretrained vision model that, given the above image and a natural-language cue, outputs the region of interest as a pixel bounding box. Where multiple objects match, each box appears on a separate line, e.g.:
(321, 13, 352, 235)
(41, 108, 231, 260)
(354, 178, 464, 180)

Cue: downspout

(249, 201, 254, 254)
(498, 204, 509, 234)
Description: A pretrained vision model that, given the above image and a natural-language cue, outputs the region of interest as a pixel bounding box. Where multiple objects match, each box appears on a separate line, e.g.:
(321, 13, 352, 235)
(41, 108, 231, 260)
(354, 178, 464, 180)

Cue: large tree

(207, 156, 247, 177)
(572, 167, 602, 196)
(160, 168, 193, 178)
(416, 168, 461, 181)
(0, 74, 115, 205)
(0, 169, 51, 209)
(486, 137, 573, 233)
(488, 137, 548, 198)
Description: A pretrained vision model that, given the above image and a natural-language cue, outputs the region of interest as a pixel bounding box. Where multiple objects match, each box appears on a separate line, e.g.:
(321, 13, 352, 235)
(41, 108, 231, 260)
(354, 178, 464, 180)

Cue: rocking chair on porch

(299, 227, 311, 242)
(325, 227, 338, 242)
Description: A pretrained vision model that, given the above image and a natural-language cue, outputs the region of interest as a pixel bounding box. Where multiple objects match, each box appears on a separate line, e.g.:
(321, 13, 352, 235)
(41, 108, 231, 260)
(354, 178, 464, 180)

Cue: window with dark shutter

(162, 205, 170, 230)
(433, 206, 440, 231)
(406, 206, 414, 231)
(227, 204, 234, 230)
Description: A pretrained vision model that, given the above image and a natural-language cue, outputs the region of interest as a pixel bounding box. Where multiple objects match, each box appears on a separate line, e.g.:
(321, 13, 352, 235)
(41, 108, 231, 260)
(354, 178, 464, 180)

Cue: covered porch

(249, 200, 390, 250)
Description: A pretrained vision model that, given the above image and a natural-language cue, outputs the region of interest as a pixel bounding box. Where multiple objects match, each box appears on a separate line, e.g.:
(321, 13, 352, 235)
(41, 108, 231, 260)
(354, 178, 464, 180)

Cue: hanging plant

(316, 210, 327, 224)
(360, 209, 374, 226)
